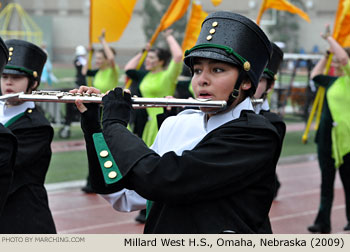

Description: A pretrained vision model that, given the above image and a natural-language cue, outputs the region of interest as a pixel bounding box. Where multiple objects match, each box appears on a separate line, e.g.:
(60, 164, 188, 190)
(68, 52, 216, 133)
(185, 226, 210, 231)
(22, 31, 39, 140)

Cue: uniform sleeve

(161, 60, 183, 95)
(125, 70, 148, 82)
(0, 131, 17, 213)
(312, 74, 337, 88)
(86, 69, 98, 77)
(164, 60, 182, 82)
(95, 121, 278, 204)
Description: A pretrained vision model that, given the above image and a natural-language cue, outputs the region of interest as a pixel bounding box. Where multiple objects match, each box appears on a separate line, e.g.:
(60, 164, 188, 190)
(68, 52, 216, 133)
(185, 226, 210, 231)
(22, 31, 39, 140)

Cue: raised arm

(99, 29, 116, 68)
(311, 24, 350, 79)
(326, 36, 349, 66)
(163, 29, 183, 63)
(124, 44, 151, 71)
(311, 55, 328, 79)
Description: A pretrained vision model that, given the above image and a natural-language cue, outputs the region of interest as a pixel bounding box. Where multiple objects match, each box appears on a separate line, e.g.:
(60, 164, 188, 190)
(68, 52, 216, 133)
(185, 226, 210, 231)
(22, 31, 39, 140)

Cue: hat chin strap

(226, 70, 244, 107)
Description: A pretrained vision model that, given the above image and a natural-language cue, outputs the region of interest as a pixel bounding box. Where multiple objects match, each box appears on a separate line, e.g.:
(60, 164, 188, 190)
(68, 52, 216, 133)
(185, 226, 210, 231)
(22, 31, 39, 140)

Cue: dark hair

(266, 78, 274, 91)
(26, 76, 37, 92)
(149, 47, 171, 68)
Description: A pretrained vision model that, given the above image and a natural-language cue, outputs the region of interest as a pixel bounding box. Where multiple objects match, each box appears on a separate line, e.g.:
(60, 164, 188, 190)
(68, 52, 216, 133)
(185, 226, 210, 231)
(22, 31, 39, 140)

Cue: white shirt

(102, 97, 255, 212)
(152, 97, 254, 155)
(0, 101, 35, 125)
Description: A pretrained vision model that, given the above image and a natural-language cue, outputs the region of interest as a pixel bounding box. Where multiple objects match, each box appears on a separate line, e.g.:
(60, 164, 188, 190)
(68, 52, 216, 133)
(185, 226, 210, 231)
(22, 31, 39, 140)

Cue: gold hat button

(104, 160, 113, 168)
(212, 21, 218, 27)
(100, 150, 109, 158)
(243, 61, 251, 71)
(209, 28, 216, 34)
(28, 109, 32, 113)
(9, 47, 14, 52)
(108, 171, 117, 179)
(206, 35, 212, 41)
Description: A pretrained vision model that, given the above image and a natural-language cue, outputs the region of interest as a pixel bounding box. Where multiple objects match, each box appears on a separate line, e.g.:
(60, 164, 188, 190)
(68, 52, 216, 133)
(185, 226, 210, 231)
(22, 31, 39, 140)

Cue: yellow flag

(256, 0, 310, 25)
(159, 0, 191, 31)
(211, 0, 222, 6)
(182, 2, 208, 52)
(332, 0, 350, 47)
(90, 0, 137, 43)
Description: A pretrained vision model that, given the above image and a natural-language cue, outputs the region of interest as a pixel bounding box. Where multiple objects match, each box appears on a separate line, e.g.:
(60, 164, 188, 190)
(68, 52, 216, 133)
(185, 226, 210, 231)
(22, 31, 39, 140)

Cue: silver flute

(0, 91, 263, 108)
(0, 91, 230, 109)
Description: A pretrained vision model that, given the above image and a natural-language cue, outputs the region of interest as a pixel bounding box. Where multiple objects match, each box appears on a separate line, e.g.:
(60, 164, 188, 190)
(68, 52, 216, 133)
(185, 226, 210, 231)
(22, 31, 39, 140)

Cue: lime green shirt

(93, 66, 120, 93)
(327, 61, 350, 168)
(139, 60, 182, 146)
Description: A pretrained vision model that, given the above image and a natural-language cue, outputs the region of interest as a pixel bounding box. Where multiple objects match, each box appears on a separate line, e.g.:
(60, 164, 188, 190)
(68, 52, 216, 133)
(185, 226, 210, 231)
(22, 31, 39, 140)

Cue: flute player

(72, 11, 283, 234)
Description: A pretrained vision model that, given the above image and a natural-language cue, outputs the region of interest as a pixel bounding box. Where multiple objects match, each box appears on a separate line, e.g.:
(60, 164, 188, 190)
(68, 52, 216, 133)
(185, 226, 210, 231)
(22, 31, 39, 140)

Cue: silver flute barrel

(0, 91, 228, 109)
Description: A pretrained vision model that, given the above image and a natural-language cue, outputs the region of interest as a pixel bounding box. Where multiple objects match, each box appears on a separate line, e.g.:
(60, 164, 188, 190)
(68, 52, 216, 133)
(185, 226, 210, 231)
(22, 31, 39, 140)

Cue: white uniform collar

(0, 101, 35, 125)
(205, 97, 254, 132)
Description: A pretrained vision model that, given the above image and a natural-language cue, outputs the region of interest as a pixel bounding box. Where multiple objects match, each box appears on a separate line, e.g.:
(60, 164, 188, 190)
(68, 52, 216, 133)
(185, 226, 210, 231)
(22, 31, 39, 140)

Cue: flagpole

(256, 0, 267, 25)
(87, 0, 93, 87)
(301, 50, 333, 143)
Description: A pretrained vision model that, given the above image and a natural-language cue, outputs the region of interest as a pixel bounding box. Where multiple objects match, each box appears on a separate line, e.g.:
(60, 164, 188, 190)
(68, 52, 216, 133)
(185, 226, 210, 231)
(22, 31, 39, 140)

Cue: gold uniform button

(108, 171, 117, 179)
(212, 21, 218, 27)
(9, 47, 14, 51)
(209, 28, 216, 34)
(27, 109, 32, 113)
(206, 35, 212, 41)
(104, 160, 113, 168)
(243, 61, 251, 71)
(100, 150, 109, 158)
(9, 52, 13, 56)
(33, 71, 38, 78)
(8, 57, 11, 61)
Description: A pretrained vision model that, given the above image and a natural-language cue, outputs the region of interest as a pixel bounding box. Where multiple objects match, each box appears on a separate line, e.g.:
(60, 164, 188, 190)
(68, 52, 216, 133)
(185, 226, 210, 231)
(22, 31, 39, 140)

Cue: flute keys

(56, 92, 64, 98)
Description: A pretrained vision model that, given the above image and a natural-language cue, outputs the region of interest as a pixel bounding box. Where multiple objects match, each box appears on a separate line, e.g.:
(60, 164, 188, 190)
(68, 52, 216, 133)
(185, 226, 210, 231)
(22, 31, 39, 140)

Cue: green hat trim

(263, 68, 275, 79)
(4, 65, 37, 78)
(185, 43, 250, 70)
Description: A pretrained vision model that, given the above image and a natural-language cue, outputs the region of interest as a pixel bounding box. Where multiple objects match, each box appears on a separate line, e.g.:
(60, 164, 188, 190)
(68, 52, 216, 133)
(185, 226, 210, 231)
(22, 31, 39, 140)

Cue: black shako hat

(0, 37, 9, 74)
(263, 42, 284, 80)
(184, 11, 272, 89)
(3, 39, 47, 84)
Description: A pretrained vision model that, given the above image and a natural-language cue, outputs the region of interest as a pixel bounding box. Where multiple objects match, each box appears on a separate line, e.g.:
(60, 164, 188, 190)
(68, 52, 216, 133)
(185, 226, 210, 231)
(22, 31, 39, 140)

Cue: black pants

(314, 146, 350, 229)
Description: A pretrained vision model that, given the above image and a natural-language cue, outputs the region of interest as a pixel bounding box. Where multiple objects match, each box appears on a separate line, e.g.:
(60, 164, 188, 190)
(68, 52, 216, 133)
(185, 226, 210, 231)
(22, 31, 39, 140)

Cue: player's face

(191, 58, 240, 114)
(1, 74, 30, 95)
